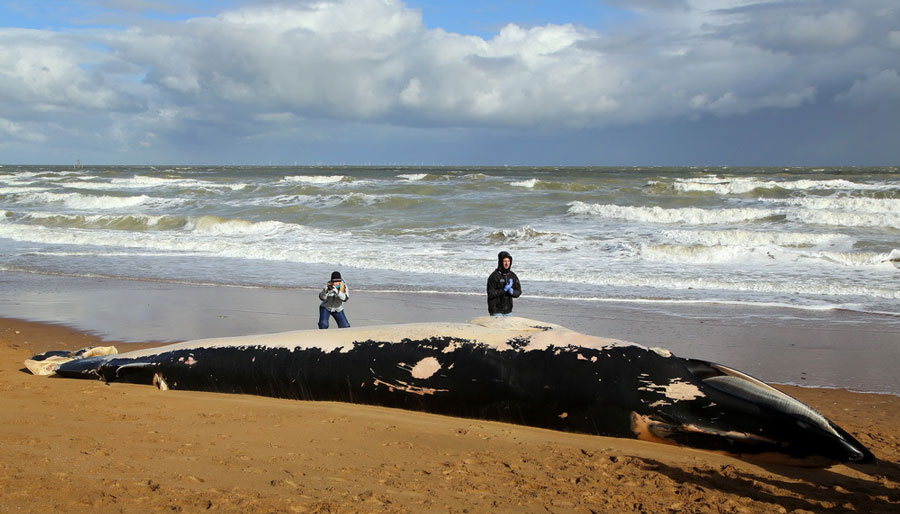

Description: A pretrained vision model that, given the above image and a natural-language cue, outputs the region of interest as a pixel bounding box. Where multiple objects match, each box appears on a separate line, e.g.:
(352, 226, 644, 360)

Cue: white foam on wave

(659, 229, 841, 248)
(67, 176, 248, 191)
(22, 211, 185, 230)
(0, 171, 44, 184)
(487, 225, 578, 244)
(397, 173, 429, 181)
(671, 175, 896, 194)
(888, 249, 900, 268)
(270, 192, 392, 209)
(280, 175, 346, 184)
(0, 186, 47, 195)
(511, 179, 539, 188)
(641, 243, 746, 264)
(773, 196, 899, 213)
(185, 215, 289, 236)
(814, 250, 898, 267)
(568, 201, 776, 224)
(14, 191, 168, 211)
(3, 213, 898, 302)
(788, 209, 900, 229)
(642, 241, 893, 269)
(0, 214, 335, 261)
(524, 267, 900, 300)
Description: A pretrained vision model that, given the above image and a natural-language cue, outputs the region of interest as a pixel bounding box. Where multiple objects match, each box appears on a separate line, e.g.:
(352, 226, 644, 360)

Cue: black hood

(497, 251, 513, 271)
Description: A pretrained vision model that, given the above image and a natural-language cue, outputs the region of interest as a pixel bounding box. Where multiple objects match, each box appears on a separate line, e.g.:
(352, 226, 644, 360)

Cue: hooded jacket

(486, 251, 521, 315)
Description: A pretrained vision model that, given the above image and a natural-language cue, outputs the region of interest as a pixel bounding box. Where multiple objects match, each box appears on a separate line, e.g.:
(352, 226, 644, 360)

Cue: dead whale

(25, 316, 873, 467)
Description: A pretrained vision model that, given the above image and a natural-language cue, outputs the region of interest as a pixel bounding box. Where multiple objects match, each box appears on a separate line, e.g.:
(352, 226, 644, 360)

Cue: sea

(1, 164, 898, 323)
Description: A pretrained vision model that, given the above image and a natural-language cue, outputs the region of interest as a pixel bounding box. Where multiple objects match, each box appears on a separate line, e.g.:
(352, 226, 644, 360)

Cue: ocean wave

(185, 215, 289, 236)
(772, 196, 899, 214)
(0, 215, 333, 260)
(669, 176, 896, 195)
(642, 242, 893, 268)
(788, 209, 900, 229)
(815, 250, 899, 267)
(0, 186, 48, 195)
(66, 176, 249, 192)
(486, 226, 577, 244)
(510, 178, 595, 191)
(523, 268, 900, 300)
(13, 191, 168, 211)
(568, 202, 776, 224)
(22, 212, 188, 231)
(658, 229, 841, 248)
(3, 216, 897, 302)
(888, 249, 900, 269)
(641, 243, 744, 264)
(397, 173, 430, 181)
(280, 175, 347, 184)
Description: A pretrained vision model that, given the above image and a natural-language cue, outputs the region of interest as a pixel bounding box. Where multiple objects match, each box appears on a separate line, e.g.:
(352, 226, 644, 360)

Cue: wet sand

(1, 318, 899, 513)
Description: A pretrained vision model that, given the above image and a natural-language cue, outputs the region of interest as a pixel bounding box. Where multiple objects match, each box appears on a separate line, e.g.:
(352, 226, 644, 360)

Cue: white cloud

(0, 118, 47, 143)
(0, 29, 131, 117)
(0, 0, 898, 161)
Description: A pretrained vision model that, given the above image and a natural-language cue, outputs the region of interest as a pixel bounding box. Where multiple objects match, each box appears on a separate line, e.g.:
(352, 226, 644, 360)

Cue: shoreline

(2, 316, 899, 512)
(2, 271, 899, 395)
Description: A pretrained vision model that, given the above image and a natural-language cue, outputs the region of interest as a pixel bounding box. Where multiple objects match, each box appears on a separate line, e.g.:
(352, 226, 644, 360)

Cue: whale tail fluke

(24, 346, 118, 376)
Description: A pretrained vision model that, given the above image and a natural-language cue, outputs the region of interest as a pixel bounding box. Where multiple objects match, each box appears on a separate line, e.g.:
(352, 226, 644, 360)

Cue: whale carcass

(24, 316, 873, 467)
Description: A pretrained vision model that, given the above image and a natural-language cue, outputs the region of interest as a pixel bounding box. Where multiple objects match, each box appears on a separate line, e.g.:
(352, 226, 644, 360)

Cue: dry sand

(1, 317, 899, 513)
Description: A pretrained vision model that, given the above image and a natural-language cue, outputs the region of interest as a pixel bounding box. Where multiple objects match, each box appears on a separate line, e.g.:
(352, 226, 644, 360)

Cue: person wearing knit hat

(318, 271, 350, 329)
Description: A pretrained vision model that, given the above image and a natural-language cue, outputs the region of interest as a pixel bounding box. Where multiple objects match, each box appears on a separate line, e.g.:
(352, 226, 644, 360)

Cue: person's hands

(504, 278, 514, 293)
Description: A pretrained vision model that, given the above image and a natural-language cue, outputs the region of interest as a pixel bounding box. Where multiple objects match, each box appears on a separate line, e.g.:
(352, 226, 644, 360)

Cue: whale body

(25, 316, 873, 467)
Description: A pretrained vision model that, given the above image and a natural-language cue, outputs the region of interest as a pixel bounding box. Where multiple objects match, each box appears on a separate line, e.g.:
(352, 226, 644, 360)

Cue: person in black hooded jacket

(486, 250, 521, 316)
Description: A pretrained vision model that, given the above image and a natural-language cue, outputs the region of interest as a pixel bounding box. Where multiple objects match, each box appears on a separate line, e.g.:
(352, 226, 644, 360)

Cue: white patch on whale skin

(93, 317, 653, 364)
(372, 377, 447, 396)
(153, 373, 169, 391)
(650, 347, 672, 358)
(410, 357, 441, 379)
(639, 379, 706, 402)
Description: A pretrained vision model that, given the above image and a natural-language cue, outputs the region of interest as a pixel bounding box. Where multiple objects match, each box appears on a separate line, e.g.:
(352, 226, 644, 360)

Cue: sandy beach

(0, 274, 900, 513)
(1, 318, 899, 513)
(0, 273, 900, 513)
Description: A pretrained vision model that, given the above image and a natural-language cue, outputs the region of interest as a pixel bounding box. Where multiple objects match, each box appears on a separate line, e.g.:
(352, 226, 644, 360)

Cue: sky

(1, 0, 899, 166)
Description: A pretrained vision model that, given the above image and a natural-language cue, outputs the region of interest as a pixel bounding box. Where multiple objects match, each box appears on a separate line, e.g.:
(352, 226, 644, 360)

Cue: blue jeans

(318, 307, 350, 329)
(491, 313, 511, 317)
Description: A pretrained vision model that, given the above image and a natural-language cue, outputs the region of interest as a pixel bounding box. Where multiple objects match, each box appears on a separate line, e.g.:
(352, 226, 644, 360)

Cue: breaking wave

(668, 176, 897, 195)
(568, 202, 776, 224)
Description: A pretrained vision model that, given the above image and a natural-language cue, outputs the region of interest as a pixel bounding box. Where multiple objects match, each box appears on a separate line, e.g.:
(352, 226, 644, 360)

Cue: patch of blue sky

(406, 0, 637, 38)
(3, 1, 637, 36)
(0, 0, 241, 30)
